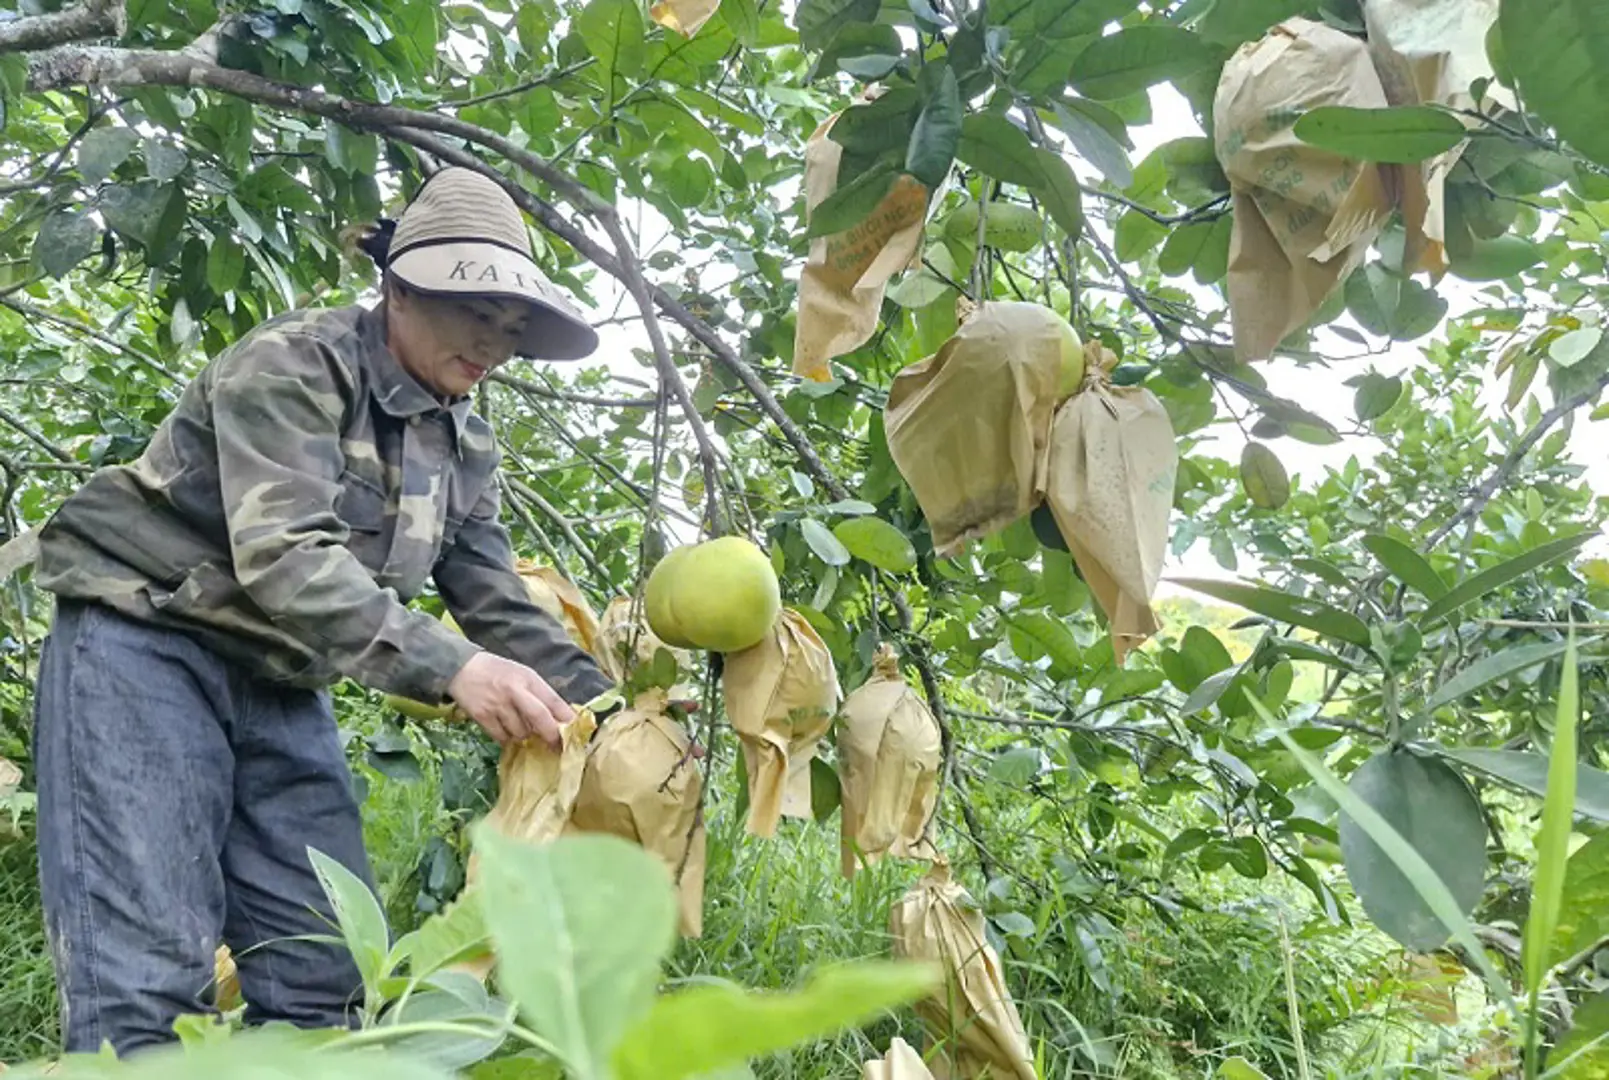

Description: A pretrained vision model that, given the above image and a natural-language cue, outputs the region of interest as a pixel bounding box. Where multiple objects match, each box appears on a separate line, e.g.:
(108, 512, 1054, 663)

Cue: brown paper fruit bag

(1214, 18, 1408, 361)
(511, 559, 603, 658)
(863, 1037, 938, 1080)
(565, 688, 706, 937)
(1044, 355, 1177, 665)
(793, 104, 929, 384)
(454, 709, 597, 980)
(885, 302, 1074, 557)
(722, 608, 841, 837)
(839, 643, 942, 878)
(890, 860, 1036, 1080)
(1362, 0, 1506, 277)
(473, 708, 597, 865)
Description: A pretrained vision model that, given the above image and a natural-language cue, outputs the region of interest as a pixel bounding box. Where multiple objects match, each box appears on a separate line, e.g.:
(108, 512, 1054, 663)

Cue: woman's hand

(447, 651, 575, 749)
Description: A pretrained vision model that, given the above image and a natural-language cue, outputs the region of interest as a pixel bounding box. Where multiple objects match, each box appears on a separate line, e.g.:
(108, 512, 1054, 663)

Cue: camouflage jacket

(34, 302, 614, 707)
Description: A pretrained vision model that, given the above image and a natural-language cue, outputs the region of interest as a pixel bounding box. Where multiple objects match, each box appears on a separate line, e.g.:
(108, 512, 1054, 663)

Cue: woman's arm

(432, 477, 615, 707)
(212, 327, 483, 705)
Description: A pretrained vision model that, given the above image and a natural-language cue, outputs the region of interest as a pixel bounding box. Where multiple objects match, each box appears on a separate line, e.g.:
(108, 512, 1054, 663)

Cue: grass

(0, 827, 59, 1063)
(0, 727, 1505, 1077)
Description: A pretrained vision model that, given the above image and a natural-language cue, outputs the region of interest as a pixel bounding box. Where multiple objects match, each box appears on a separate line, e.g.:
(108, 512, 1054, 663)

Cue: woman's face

(386, 285, 533, 399)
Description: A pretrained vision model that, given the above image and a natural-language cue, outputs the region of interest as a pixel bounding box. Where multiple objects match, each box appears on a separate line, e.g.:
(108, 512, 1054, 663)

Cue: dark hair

(355, 218, 398, 270)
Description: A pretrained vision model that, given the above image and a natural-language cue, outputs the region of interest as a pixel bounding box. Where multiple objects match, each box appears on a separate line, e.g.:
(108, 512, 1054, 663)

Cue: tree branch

(505, 476, 611, 585)
(0, 295, 181, 384)
(0, 0, 124, 54)
(1424, 368, 1609, 549)
(26, 45, 610, 218)
(489, 370, 657, 409)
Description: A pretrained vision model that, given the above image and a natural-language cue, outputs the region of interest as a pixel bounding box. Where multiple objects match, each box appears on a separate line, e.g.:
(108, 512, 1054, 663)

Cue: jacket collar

(359, 302, 476, 451)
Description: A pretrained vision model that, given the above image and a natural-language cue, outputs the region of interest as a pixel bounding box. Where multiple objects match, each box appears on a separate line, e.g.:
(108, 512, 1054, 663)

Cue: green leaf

(801, 518, 851, 567)
(840, 54, 900, 78)
(1424, 638, 1585, 713)
(78, 127, 141, 185)
(1441, 749, 1609, 823)
(1551, 991, 1609, 1078)
(142, 137, 189, 182)
(1261, 705, 1511, 1007)
(1339, 751, 1488, 951)
(1447, 235, 1546, 281)
(833, 516, 917, 573)
(1500, 0, 1609, 170)
(207, 235, 247, 294)
(1524, 633, 1578, 996)
(1550, 327, 1603, 369)
(810, 755, 841, 823)
(1353, 373, 1404, 422)
(1239, 442, 1290, 510)
(1049, 100, 1132, 188)
(720, 0, 760, 47)
(99, 181, 174, 249)
(1069, 26, 1214, 101)
(1361, 533, 1447, 600)
(957, 113, 1042, 187)
(1114, 208, 1167, 261)
(1418, 531, 1595, 626)
(1195, 0, 1317, 47)
(324, 122, 379, 176)
(1180, 667, 1241, 715)
(990, 746, 1042, 786)
(1218, 1057, 1273, 1080)
(402, 893, 491, 978)
(33, 209, 101, 278)
(473, 830, 676, 1080)
(1031, 148, 1084, 237)
(906, 64, 961, 189)
(795, 0, 880, 51)
(804, 163, 899, 239)
(1, 1026, 461, 1080)
(1007, 611, 1083, 676)
(1158, 220, 1214, 278)
(1552, 831, 1609, 971)
(578, 0, 647, 99)
(306, 846, 392, 1003)
(1172, 578, 1372, 647)
(613, 961, 938, 1080)
(381, 988, 510, 1071)
(830, 87, 920, 158)
(1292, 105, 1466, 164)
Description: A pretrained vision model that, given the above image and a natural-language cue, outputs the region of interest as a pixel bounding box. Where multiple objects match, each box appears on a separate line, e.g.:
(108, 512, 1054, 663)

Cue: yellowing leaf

(649, 0, 721, 37)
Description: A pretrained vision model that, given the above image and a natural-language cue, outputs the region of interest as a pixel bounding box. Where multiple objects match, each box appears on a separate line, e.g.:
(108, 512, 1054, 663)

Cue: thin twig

(436, 59, 596, 111)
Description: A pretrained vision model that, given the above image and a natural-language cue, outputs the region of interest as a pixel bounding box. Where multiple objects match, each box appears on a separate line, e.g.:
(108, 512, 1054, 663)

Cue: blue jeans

(32, 599, 376, 1055)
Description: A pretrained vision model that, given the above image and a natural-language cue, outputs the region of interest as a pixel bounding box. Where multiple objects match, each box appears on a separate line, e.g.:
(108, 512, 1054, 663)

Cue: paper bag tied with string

(1214, 18, 1410, 361)
(565, 689, 706, 938)
(885, 302, 1067, 557)
(863, 1037, 938, 1080)
(1044, 349, 1177, 665)
(455, 709, 596, 980)
(722, 608, 841, 837)
(1362, 0, 1508, 276)
(793, 107, 929, 383)
(839, 644, 942, 879)
(890, 860, 1037, 1080)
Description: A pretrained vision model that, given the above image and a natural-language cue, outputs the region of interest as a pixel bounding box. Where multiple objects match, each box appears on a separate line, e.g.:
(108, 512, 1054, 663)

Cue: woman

(29, 166, 617, 1054)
